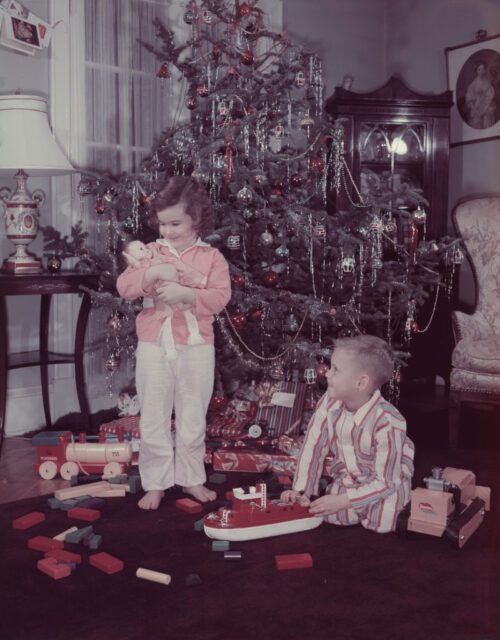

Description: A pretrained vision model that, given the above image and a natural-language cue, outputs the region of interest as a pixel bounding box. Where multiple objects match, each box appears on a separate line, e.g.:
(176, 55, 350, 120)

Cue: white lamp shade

(0, 94, 75, 176)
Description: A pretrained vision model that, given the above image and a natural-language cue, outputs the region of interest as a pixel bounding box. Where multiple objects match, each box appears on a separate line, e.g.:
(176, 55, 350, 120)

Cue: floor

(0, 382, 498, 506)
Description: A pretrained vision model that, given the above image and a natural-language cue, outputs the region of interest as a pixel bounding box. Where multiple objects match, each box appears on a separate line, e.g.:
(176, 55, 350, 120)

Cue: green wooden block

(127, 475, 142, 494)
(208, 472, 227, 484)
(212, 540, 230, 552)
(89, 534, 102, 549)
(194, 518, 205, 532)
(48, 497, 62, 510)
(60, 498, 81, 511)
(108, 475, 128, 484)
(65, 525, 94, 544)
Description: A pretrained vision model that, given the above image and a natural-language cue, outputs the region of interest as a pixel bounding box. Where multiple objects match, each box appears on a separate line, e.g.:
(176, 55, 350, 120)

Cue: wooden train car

(32, 430, 133, 480)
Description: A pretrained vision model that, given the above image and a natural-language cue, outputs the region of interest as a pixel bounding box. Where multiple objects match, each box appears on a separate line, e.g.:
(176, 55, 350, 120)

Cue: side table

(0, 271, 99, 454)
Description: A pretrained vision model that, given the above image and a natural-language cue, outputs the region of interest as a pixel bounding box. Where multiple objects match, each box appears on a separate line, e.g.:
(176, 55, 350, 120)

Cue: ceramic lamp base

(4, 251, 42, 274)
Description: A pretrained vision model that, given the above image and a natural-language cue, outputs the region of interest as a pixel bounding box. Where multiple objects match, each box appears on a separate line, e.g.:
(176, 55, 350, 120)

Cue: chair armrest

(451, 310, 493, 343)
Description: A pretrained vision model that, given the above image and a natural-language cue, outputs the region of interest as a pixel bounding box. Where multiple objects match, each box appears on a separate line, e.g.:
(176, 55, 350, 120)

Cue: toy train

(32, 430, 133, 480)
(396, 466, 490, 548)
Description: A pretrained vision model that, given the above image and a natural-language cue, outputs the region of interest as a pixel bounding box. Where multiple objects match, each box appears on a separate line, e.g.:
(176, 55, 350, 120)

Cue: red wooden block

(67, 506, 101, 522)
(44, 549, 82, 565)
(12, 511, 46, 530)
(275, 553, 313, 570)
(89, 552, 124, 575)
(175, 498, 202, 514)
(28, 536, 64, 552)
(37, 557, 71, 580)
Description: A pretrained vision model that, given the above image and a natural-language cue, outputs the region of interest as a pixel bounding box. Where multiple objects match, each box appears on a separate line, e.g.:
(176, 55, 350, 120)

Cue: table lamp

(0, 94, 75, 274)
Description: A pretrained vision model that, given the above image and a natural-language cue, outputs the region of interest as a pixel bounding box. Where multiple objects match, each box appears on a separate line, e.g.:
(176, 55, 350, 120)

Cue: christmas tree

(76, 0, 460, 400)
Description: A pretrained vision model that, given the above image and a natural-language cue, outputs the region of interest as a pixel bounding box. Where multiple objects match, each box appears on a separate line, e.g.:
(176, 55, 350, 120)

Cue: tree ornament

(213, 154, 225, 170)
(105, 352, 121, 371)
(241, 50, 254, 66)
(285, 313, 299, 333)
(313, 223, 326, 238)
(260, 230, 274, 246)
(122, 217, 135, 234)
(103, 189, 114, 203)
(239, 208, 255, 224)
(229, 312, 247, 330)
(453, 247, 465, 264)
(304, 368, 317, 385)
(226, 234, 241, 250)
(237, 186, 252, 204)
(371, 257, 383, 269)
(95, 199, 105, 214)
(197, 84, 209, 97)
(275, 244, 289, 259)
(300, 116, 314, 128)
(269, 362, 285, 380)
(316, 362, 329, 378)
(186, 96, 197, 110)
(238, 3, 252, 17)
(253, 173, 266, 185)
(272, 123, 284, 137)
(209, 393, 228, 412)
(290, 173, 305, 187)
(342, 256, 355, 273)
(409, 223, 418, 265)
(107, 312, 123, 335)
(262, 270, 278, 286)
(218, 100, 228, 116)
(412, 205, 427, 225)
(156, 63, 169, 79)
(201, 9, 214, 23)
(47, 255, 62, 273)
(183, 10, 195, 24)
(231, 274, 244, 288)
(310, 156, 325, 173)
(295, 71, 306, 87)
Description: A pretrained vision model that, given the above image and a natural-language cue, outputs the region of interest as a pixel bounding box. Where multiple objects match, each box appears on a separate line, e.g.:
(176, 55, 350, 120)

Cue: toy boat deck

(204, 482, 323, 541)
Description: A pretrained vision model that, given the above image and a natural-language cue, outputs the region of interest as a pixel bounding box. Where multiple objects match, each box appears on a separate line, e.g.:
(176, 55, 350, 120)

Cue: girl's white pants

(135, 340, 215, 491)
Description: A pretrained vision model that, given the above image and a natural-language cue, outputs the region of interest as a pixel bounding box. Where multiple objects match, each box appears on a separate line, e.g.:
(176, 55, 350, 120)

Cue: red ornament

(95, 199, 105, 214)
(209, 394, 228, 412)
(262, 271, 278, 286)
(107, 313, 123, 335)
(310, 157, 325, 173)
(290, 173, 305, 187)
(241, 51, 254, 66)
(316, 362, 329, 378)
(251, 309, 262, 319)
(230, 312, 247, 330)
(238, 3, 252, 17)
(197, 84, 209, 97)
(231, 274, 244, 288)
(156, 63, 169, 79)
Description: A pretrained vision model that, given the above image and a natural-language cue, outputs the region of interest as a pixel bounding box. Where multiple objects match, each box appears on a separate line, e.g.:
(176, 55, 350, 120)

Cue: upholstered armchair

(449, 196, 500, 446)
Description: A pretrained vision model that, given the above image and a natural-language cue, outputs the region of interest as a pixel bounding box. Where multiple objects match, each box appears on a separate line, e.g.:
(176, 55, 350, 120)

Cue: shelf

(7, 350, 75, 370)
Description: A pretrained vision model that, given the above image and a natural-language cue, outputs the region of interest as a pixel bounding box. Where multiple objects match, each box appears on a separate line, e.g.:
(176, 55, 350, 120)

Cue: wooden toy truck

(397, 466, 490, 548)
(32, 430, 133, 480)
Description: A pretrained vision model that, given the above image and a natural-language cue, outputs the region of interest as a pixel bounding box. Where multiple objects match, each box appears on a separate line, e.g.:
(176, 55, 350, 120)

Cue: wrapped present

(99, 415, 141, 439)
(206, 398, 258, 439)
(213, 448, 274, 473)
(254, 380, 306, 437)
(270, 452, 336, 478)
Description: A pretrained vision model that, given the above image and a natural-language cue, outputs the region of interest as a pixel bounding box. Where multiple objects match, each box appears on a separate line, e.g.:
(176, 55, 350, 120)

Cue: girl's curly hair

(146, 175, 214, 238)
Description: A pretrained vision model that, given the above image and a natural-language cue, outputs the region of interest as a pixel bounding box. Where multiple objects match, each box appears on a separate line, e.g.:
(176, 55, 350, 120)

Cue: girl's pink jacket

(116, 238, 231, 345)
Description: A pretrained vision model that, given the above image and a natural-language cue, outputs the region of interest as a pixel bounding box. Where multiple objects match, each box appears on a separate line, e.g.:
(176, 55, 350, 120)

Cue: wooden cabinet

(325, 76, 455, 384)
(325, 75, 453, 240)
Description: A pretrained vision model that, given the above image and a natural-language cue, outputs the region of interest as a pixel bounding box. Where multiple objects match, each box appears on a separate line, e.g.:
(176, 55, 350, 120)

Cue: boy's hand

(280, 490, 311, 507)
(308, 493, 350, 517)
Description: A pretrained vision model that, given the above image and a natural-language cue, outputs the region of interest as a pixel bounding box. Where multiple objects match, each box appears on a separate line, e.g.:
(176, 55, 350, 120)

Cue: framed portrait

(445, 34, 500, 146)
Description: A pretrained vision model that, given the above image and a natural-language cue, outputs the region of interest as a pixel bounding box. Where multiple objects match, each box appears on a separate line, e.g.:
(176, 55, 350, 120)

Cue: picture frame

(445, 34, 500, 146)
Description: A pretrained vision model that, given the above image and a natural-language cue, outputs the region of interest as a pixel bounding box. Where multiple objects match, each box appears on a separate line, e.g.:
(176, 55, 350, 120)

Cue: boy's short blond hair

(333, 335, 394, 390)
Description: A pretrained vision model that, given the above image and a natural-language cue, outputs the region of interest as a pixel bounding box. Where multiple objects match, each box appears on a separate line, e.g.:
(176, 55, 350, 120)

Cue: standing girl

(117, 176, 231, 510)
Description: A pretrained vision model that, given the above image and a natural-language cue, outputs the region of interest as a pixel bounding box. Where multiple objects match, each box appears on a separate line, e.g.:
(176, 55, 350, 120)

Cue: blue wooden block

(194, 518, 205, 532)
(212, 540, 230, 552)
(208, 472, 227, 484)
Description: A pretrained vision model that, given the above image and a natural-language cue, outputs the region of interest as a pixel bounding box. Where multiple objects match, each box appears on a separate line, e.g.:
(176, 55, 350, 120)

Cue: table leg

(0, 296, 7, 456)
(74, 292, 92, 431)
(40, 294, 52, 429)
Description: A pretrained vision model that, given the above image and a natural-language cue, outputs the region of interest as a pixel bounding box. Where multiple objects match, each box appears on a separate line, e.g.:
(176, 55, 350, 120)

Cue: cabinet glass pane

(359, 122, 426, 207)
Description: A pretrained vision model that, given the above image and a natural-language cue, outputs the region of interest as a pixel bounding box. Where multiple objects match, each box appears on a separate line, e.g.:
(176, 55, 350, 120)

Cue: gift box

(212, 448, 274, 473)
(99, 415, 141, 439)
(206, 398, 258, 439)
(254, 381, 306, 437)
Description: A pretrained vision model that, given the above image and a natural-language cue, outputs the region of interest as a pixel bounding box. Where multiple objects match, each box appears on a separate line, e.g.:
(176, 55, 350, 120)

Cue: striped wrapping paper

(254, 381, 307, 437)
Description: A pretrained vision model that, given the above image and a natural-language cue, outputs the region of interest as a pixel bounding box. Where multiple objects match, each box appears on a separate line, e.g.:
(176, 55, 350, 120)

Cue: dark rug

(1, 446, 499, 640)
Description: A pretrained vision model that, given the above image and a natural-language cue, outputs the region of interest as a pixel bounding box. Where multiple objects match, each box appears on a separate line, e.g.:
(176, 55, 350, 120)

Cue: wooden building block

(28, 536, 64, 552)
(136, 568, 171, 585)
(275, 553, 313, 570)
(54, 481, 111, 501)
(212, 540, 230, 552)
(208, 472, 227, 484)
(89, 534, 103, 550)
(127, 475, 142, 494)
(77, 497, 106, 510)
(193, 518, 205, 532)
(65, 525, 93, 544)
(12, 512, 46, 530)
(67, 507, 101, 522)
(37, 557, 71, 580)
(93, 487, 126, 498)
(175, 498, 202, 514)
(53, 526, 78, 541)
(89, 552, 123, 575)
(45, 549, 82, 565)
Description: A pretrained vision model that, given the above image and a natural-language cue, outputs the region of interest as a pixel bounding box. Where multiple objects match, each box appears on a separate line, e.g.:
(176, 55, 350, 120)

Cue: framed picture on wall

(445, 34, 500, 146)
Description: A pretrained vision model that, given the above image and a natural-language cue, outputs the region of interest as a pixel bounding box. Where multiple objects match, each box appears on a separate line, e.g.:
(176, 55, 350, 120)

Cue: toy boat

(204, 482, 323, 541)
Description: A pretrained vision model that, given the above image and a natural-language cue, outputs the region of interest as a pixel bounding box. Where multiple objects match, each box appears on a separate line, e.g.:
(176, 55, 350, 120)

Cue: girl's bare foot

(183, 484, 216, 502)
(138, 489, 165, 510)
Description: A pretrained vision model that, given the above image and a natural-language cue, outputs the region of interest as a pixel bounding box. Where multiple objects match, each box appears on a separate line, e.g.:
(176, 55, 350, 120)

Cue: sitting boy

(281, 335, 414, 533)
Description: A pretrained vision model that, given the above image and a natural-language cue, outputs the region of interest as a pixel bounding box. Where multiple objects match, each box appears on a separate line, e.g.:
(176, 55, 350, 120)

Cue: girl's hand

(156, 282, 196, 306)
